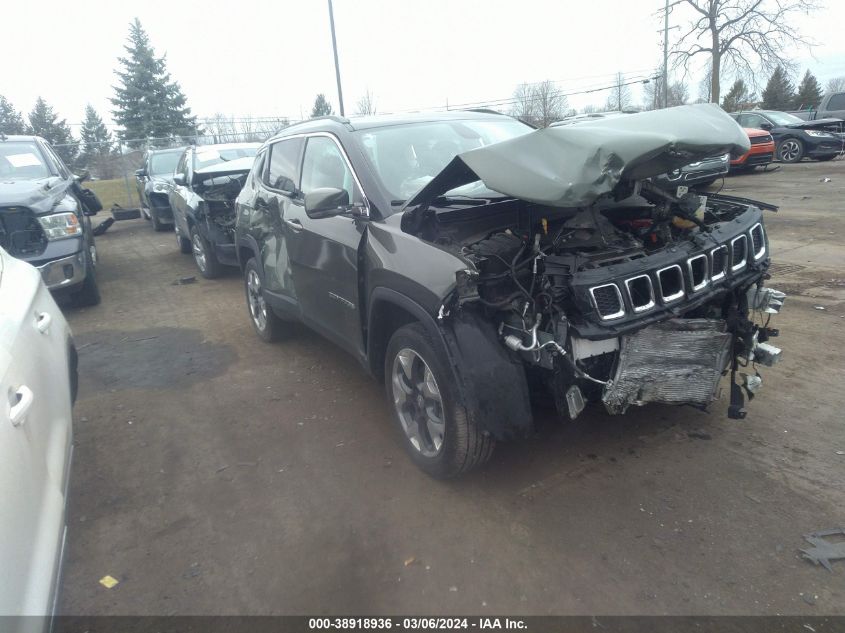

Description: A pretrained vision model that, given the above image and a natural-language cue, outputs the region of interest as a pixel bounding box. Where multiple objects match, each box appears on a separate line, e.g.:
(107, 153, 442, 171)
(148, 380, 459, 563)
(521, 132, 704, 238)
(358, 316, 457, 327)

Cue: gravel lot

(58, 158, 845, 615)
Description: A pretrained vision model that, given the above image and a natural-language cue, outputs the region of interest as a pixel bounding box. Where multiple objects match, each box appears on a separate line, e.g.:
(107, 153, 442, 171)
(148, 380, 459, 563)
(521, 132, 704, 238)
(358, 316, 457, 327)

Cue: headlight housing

(37, 212, 82, 240)
(805, 130, 834, 138)
(152, 181, 169, 193)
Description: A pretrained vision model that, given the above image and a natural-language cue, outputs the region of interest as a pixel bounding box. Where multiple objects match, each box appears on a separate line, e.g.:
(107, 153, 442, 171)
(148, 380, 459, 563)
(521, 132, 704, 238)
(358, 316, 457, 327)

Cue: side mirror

(172, 173, 187, 186)
(135, 169, 146, 179)
(75, 169, 91, 183)
(304, 187, 349, 218)
(759, 121, 773, 131)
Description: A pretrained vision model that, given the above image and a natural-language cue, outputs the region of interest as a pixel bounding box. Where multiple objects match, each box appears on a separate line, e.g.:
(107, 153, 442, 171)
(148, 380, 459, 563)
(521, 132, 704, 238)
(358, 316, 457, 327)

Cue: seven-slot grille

(588, 224, 766, 320)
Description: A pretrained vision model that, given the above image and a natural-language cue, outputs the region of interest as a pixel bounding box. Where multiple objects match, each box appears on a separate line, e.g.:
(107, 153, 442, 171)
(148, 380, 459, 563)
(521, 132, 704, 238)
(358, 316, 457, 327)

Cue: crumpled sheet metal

(602, 319, 733, 415)
(408, 104, 751, 210)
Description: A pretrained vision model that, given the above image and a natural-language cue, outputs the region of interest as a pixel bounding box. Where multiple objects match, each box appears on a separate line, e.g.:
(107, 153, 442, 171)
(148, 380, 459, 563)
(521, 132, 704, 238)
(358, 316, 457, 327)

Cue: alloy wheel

(779, 140, 801, 162)
(391, 348, 445, 458)
(246, 269, 268, 331)
(191, 233, 207, 273)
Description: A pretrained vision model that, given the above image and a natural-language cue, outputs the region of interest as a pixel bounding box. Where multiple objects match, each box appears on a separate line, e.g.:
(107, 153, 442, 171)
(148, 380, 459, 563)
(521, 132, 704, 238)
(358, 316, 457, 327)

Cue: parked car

(729, 128, 775, 171)
(0, 246, 76, 617)
(729, 110, 844, 163)
(0, 135, 102, 306)
(552, 112, 729, 190)
(134, 146, 185, 231)
(789, 91, 845, 121)
(234, 105, 785, 478)
(169, 143, 260, 278)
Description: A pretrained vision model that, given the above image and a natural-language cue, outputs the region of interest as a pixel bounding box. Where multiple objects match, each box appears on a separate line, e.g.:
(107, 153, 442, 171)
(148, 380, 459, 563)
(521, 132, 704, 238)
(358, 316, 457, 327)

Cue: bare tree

(605, 72, 632, 111)
(826, 76, 845, 93)
(355, 90, 377, 116)
(670, 0, 818, 103)
(698, 62, 713, 102)
(510, 83, 538, 124)
(644, 77, 689, 109)
(581, 104, 601, 114)
(533, 80, 568, 127)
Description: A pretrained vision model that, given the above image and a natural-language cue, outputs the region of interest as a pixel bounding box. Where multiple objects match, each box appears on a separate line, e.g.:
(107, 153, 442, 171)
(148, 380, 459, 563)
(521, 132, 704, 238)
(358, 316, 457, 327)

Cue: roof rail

(463, 108, 507, 116)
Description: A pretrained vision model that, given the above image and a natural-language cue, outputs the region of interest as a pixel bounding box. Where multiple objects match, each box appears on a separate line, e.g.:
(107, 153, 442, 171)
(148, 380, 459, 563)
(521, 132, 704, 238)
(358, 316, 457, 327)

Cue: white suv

(0, 246, 76, 616)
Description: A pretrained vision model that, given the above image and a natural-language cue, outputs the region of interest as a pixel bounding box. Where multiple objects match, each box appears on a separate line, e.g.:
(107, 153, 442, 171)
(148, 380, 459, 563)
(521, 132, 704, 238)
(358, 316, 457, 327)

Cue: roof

(194, 142, 261, 152)
(268, 110, 512, 142)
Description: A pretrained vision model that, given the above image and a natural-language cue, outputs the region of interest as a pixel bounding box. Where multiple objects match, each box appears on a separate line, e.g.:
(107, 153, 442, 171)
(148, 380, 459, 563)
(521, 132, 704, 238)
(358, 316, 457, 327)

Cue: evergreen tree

(721, 79, 754, 112)
(78, 105, 114, 169)
(793, 70, 823, 110)
(111, 18, 198, 147)
(0, 95, 27, 135)
(28, 97, 77, 164)
(310, 94, 334, 118)
(761, 67, 795, 111)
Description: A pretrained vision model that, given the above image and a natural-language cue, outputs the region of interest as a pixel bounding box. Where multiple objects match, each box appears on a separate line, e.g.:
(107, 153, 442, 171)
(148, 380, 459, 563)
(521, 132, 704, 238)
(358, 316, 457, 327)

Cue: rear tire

(190, 224, 223, 279)
(175, 226, 191, 254)
(384, 323, 494, 478)
(243, 258, 286, 343)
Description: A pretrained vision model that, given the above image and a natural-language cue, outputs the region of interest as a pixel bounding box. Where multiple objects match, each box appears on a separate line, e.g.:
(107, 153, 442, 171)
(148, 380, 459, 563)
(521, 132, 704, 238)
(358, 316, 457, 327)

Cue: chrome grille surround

(624, 274, 656, 313)
(749, 223, 766, 260)
(731, 235, 748, 272)
(656, 265, 685, 303)
(687, 254, 710, 292)
(589, 283, 625, 320)
(711, 245, 729, 282)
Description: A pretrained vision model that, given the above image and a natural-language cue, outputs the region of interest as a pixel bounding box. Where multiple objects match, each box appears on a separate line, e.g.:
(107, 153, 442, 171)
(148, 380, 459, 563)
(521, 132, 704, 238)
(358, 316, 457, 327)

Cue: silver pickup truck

(790, 91, 845, 121)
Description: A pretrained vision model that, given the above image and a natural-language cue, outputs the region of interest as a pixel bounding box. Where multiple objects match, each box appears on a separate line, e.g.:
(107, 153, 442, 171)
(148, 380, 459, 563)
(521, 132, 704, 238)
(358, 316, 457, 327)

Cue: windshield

(0, 141, 51, 180)
(764, 111, 804, 126)
(150, 151, 182, 175)
(194, 146, 258, 170)
(354, 119, 533, 203)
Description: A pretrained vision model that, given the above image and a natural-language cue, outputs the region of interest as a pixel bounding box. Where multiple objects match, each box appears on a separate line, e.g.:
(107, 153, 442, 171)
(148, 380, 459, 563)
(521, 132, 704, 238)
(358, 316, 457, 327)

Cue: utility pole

(662, 0, 669, 108)
(327, 0, 345, 116)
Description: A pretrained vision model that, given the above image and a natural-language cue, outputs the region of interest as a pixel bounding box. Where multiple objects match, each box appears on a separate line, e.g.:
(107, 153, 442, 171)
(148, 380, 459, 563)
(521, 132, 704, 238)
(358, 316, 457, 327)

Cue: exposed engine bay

(194, 173, 247, 244)
(431, 181, 785, 421)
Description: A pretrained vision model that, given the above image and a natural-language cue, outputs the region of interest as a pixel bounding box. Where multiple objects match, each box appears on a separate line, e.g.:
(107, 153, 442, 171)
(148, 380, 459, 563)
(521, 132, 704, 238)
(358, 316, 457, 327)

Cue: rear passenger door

(285, 134, 367, 357)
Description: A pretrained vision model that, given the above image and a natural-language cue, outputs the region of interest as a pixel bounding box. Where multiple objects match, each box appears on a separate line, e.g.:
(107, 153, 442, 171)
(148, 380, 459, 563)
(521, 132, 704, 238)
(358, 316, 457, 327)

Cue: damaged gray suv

(234, 104, 785, 478)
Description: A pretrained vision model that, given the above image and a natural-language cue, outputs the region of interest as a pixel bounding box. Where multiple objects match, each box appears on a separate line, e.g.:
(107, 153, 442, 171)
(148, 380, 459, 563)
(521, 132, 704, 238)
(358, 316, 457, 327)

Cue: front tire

(190, 224, 223, 279)
(150, 208, 167, 232)
(777, 138, 804, 163)
(74, 243, 101, 307)
(175, 226, 191, 254)
(243, 258, 286, 342)
(385, 323, 494, 478)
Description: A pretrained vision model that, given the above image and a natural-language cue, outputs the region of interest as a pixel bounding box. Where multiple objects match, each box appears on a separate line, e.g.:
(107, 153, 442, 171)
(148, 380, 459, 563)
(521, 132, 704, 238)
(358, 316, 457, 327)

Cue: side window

(251, 150, 266, 185)
(746, 114, 766, 128)
(265, 138, 302, 192)
(827, 94, 845, 110)
(176, 153, 188, 179)
(300, 136, 360, 203)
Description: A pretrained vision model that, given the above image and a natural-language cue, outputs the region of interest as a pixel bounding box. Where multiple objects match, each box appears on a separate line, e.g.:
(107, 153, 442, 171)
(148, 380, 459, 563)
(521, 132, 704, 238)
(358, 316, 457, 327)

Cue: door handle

(284, 218, 303, 232)
(9, 386, 34, 427)
(35, 312, 52, 334)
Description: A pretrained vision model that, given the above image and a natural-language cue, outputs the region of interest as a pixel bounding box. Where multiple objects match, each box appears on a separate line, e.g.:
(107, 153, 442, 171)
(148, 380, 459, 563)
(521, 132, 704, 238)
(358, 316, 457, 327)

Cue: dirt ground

(58, 159, 845, 616)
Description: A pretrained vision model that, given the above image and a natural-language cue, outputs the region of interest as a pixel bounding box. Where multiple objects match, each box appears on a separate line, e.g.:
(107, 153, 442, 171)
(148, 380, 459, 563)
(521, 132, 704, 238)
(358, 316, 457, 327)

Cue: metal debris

(800, 528, 845, 571)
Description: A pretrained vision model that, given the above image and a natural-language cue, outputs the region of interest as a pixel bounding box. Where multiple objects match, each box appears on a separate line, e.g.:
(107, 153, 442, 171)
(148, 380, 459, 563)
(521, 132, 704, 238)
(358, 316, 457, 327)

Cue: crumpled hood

(782, 117, 844, 130)
(193, 156, 255, 181)
(0, 177, 69, 214)
(405, 104, 750, 209)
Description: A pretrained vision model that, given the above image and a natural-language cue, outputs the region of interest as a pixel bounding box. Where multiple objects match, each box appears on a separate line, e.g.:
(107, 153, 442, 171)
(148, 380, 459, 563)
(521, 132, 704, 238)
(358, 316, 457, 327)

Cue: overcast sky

(2, 0, 844, 131)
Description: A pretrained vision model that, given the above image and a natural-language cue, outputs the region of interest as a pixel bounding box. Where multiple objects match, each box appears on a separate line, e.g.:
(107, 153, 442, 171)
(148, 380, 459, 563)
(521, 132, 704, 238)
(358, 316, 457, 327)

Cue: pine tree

(311, 94, 334, 118)
(761, 67, 795, 111)
(111, 18, 198, 147)
(0, 95, 27, 135)
(793, 70, 823, 111)
(721, 79, 754, 112)
(28, 97, 77, 164)
(78, 105, 114, 170)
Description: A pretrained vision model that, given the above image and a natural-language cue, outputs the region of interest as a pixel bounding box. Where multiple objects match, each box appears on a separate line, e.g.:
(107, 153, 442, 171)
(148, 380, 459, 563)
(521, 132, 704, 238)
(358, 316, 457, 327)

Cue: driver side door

(285, 134, 367, 358)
